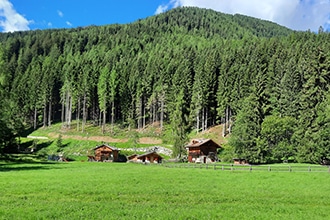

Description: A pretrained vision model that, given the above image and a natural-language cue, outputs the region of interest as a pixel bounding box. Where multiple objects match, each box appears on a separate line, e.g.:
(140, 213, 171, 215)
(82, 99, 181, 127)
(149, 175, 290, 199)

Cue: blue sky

(0, 0, 330, 33)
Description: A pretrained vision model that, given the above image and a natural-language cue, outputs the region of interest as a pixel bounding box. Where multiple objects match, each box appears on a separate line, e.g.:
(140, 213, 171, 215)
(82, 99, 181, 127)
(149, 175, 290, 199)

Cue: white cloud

(155, 5, 168, 14)
(0, 0, 30, 32)
(159, 0, 330, 31)
(66, 21, 72, 27)
(57, 10, 64, 18)
(155, 0, 180, 14)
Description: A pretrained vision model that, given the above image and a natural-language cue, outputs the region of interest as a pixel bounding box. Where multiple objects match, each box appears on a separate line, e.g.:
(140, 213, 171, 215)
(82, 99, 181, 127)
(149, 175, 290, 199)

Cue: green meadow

(1, 162, 330, 220)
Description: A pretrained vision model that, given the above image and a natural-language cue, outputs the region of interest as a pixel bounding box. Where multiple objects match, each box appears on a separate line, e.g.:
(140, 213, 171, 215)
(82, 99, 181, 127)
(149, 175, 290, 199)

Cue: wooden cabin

(127, 151, 163, 163)
(93, 144, 119, 162)
(233, 158, 248, 165)
(185, 139, 221, 163)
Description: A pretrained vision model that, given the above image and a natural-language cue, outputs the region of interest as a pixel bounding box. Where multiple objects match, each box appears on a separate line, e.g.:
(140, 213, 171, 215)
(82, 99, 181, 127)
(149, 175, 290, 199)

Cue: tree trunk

(138, 96, 143, 130)
(64, 91, 72, 129)
(82, 93, 87, 132)
(160, 97, 164, 130)
(196, 110, 200, 133)
(99, 110, 102, 127)
(160, 89, 166, 130)
(222, 119, 226, 137)
(111, 101, 115, 133)
(101, 96, 106, 134)
(226, 106, 229, 134)
(222, 107, 227, 137)
(43, 101, 47, 128)
(205, 107, 208, 131)
(143, 97, 146, 129)
(149, 101, 153, 126)
(129, 94, 135, 130)
(152, 97, 156, 124)
(64, 91, 70, 128)
(222, 106, 231, 137)
(48, 99, 52, 127)
(102, 110, 106, 134)
(34, 106, 37, 130)
(77, 98, 80, 131)
(68, 94, 72, 129)
(202, 108, 205, 132)
(92, 93, 98, 126)
(61, 92, 65, 127)
(228, 106, 232, 134)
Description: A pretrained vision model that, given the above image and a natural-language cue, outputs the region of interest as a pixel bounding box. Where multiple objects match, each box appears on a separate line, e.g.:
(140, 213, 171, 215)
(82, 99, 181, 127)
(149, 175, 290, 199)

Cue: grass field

(1, 162, 330, 219)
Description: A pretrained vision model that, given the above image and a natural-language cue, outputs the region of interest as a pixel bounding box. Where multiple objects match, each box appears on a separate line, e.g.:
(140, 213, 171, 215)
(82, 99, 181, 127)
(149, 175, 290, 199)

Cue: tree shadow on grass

(20, 126, 37, 138)
(3, 139, 53, 154)
(0, 154, 67, 172)
(0, 159, 69, 172)
(0, 163, 63, 172)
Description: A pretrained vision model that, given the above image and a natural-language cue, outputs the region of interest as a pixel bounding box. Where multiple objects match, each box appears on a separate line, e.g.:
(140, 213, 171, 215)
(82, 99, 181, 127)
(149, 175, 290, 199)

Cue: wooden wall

(94, 146, 119, 162)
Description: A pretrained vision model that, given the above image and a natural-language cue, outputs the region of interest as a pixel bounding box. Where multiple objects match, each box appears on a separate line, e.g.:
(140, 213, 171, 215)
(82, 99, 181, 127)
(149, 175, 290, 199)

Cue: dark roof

(93, 144, 119, 151)
(185, 139, 221, 148)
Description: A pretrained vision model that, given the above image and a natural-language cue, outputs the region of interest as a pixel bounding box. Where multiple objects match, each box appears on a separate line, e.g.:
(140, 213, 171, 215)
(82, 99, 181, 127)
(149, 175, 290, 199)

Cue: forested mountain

(0, 7, 329, 164)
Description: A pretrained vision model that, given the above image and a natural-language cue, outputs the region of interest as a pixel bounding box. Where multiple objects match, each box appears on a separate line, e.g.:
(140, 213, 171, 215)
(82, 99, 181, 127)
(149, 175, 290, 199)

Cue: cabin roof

(93, 144, 119, 151)
(185, 139, 221, 148)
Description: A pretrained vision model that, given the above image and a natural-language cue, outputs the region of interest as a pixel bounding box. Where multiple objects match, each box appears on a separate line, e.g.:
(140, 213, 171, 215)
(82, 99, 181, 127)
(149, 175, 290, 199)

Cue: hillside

(1, 7, 330, 164)
(11, 121, 227, 162)
(138, 7, 293, 39)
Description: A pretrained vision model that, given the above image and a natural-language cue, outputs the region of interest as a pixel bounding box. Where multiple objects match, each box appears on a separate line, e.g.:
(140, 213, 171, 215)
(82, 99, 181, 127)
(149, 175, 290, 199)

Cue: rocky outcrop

(119, 146, 172, 156)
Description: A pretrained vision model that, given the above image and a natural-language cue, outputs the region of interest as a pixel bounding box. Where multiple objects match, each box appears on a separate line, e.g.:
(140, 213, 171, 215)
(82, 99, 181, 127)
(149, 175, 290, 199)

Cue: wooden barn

(92, 144, 119, 162)
(127, 151, 163, 163)
(185, 139, 221, 163)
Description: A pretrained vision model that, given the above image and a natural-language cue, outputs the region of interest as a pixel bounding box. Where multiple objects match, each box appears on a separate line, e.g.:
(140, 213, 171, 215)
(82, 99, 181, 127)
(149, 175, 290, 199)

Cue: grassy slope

(0, 162, 329, 219)
(21, 121, 228, 160)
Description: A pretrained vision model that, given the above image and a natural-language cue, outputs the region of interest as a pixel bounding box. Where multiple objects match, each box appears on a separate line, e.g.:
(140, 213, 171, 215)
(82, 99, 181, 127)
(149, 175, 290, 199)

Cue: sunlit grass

(1, 162, 329, 219)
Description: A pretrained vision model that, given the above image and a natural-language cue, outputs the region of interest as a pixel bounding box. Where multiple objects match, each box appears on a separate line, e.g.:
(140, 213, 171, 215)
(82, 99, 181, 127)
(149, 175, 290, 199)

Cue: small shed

(233, 158, 248, 165)
(127, 152, 163, 163)
(127, 154, 138, 160)
(93, 144, 119, 162)
(185, 139, 222, 163)
(127, 154, 138, 162)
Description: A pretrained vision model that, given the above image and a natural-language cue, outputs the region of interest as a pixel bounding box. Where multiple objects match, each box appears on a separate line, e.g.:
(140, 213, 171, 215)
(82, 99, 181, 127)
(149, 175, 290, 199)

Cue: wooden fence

(160, 163, 330, 173)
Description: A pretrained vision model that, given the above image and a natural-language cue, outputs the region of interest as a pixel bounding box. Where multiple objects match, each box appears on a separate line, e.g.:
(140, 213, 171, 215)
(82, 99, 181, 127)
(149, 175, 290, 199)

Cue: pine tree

(295, 44, 330, 163)
(229, 94, 263, 163)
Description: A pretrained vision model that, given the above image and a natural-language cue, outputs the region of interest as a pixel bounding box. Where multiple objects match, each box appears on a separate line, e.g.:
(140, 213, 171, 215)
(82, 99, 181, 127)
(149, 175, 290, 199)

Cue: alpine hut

(185, 139, 221, 163)
(92, 144, 119, 162)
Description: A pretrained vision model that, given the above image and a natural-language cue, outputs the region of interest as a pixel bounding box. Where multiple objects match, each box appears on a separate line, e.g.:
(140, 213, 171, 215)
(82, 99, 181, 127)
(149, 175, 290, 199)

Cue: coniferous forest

(0, 7, 330, 164)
